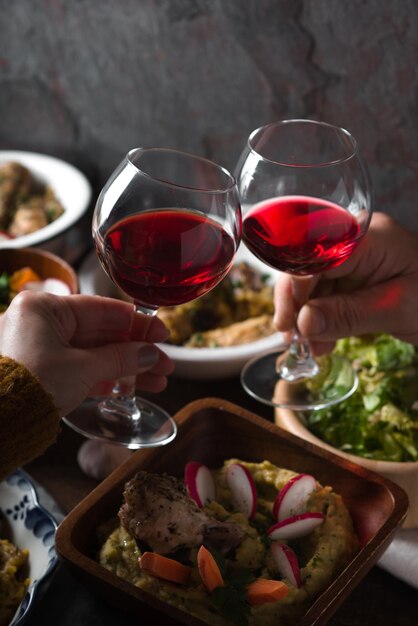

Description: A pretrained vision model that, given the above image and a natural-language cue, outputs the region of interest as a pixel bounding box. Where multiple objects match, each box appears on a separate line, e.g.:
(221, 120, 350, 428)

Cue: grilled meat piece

(118, 471, 245, 555)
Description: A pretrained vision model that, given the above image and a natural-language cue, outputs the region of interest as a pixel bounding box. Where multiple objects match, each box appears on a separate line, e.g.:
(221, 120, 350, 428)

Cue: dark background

(0, 0, 417, 230)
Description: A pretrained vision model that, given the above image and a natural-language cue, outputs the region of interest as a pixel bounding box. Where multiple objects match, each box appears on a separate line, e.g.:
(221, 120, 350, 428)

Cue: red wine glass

(235, 119, 372, 410)
(63, 147, 241, 447)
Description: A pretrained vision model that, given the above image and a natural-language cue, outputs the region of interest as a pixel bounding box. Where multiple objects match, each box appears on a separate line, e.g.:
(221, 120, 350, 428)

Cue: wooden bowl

(0, 247, 78, 295)
(275, 408, 418, 529)
(55, 398, 408, 626)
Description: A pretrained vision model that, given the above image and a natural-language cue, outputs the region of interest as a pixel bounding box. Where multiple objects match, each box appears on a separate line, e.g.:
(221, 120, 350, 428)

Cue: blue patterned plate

(0, 469, 59, 626)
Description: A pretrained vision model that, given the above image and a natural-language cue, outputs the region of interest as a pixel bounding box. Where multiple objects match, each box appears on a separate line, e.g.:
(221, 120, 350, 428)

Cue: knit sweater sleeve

(0, 356, 61, 481)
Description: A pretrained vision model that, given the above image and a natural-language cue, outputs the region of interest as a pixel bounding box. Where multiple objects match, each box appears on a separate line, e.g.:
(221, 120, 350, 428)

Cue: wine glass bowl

(64, 147, 241, 447)
(94, 148, 241, 313)
(236, 119, 372, 410)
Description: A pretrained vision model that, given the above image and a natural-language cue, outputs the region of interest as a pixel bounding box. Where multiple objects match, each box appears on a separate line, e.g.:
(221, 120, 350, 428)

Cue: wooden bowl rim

(0, 246, 78, 293)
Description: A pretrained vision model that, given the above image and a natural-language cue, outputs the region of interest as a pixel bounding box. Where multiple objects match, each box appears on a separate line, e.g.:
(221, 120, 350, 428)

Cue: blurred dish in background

(0, 161, 64, 239)
(158, 261, 276, 348)
(79, 246, 286, 380)
(0, 247, 78, 308)
(0, 151, 92, 264)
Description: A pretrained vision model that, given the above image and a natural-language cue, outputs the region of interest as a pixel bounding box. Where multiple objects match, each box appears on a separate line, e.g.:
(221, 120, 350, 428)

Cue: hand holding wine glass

(235, 119, 372, 410)
(64, 147, 241, 447)
(274, 211, 418, 353)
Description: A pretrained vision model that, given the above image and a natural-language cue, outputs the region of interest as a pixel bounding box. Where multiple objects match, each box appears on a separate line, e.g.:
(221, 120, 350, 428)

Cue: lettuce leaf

(306, 335, 418, 462)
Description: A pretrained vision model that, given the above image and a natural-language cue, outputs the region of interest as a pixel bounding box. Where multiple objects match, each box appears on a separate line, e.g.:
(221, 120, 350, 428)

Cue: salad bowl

(275, 409, 418, 529)
(275, 334, 418, 528)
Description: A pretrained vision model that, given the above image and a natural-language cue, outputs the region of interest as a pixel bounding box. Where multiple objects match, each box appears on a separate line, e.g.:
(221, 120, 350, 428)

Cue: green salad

(306, 334, 418, 462)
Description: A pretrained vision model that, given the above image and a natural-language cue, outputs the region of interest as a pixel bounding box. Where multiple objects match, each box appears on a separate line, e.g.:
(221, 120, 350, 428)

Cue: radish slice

(270, 541, 301, 588)
(226, 462, 257, 519)
(267, 512, 325, 540)
(184, 462, 216, 508)
(273, 474, 317, 522)
(23, 278, 72, 295)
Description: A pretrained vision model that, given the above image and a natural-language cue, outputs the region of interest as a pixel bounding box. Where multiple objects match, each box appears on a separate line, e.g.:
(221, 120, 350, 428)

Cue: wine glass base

(241, 350, 358, 411)
(63, 397, 177, 449)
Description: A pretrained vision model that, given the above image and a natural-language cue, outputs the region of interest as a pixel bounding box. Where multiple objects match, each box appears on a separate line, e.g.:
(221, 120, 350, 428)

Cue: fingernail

(299, 305, 326, 336)
(137, 344, 159, 369)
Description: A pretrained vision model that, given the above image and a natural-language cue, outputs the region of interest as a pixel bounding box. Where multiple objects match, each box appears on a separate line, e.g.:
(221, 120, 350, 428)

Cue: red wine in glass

(101, 208, 236, 309)
(242, 195, 361, 276)
(235, 119, 372, 411)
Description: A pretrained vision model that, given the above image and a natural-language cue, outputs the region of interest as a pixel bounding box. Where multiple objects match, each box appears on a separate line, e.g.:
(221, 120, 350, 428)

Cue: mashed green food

(98, 460, 358, 626)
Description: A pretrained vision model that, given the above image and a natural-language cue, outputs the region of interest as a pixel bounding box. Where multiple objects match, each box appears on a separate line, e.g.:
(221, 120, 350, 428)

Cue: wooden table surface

(26, 375, 417, 626)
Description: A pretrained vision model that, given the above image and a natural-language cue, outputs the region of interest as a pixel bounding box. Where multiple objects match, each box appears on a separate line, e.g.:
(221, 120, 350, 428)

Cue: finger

(87, 348, 173, 397)
(81, 342, 169, 386)
(89, 381, 115, 397)
(135, 373, 169, 393)
(274, 274, 319, 332)
(309, 340, 337, 356)
(147, 349, 175, 376)
(297, 278, 413, 341)
(131, 313, 169, 343)
(273, 273, 296, 331)
(65, 295, 135, 335)
(64, 295, 169, 346)
(70, 321, 170, 349)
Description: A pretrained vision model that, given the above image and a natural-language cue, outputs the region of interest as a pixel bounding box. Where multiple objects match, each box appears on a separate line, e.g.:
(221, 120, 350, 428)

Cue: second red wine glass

(235, 119, 372, 410)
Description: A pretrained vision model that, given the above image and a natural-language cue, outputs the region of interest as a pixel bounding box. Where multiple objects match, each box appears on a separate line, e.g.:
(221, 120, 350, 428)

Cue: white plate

(0, 469, 59, 626)
(0, 151, 92, 251)
(78, 246, 285, 380)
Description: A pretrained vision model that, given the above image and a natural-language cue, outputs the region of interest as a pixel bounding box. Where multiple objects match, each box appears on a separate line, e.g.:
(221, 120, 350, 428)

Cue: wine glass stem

(278, 329, 319, 382)
(98, 304, 158, 423)
(277, 277, 319, 382)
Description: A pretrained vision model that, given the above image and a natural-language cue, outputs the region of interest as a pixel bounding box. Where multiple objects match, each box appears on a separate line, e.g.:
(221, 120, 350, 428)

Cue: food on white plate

(0, 161, 64, 237)
(157, 262, 276, 348)
(185, 461, 216, 508)
(0, 538, 29, 626)
(0, 266, 71, 311)
(305, 334, 418, 462)
(98, 459, 358, 626)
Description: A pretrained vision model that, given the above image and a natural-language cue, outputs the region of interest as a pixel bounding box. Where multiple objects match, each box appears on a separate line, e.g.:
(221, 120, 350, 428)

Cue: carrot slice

(10, 267, 42, 292)
(139, 552, 191, 585)
(197, 545, 224, 592)
(246, 578, 289, 605)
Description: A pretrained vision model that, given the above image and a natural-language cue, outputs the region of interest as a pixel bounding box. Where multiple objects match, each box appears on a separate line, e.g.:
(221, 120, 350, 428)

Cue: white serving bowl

(78, 246, 285, 380)
(275, 408, 418, 529)
(0, 151, 92, 264)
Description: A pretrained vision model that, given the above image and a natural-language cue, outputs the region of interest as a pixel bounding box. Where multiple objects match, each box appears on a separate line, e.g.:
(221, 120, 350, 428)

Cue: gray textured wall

(1, 0, 417, 230)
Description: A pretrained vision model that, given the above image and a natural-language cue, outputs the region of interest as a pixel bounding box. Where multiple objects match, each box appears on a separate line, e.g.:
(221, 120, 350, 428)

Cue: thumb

(297, 280, 409, 341)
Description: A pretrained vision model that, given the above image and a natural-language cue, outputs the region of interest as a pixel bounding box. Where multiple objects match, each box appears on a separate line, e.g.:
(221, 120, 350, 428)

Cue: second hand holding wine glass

(235, 119, 372, 411)
(64, 147, 241, 447)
